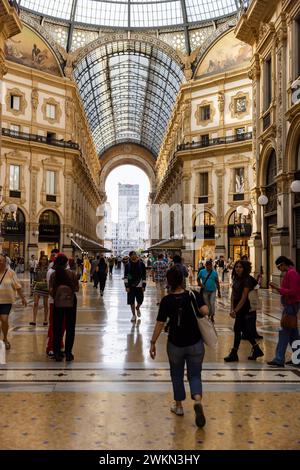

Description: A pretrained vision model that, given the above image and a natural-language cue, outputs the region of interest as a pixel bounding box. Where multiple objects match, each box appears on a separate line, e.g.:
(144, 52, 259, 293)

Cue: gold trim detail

(5, 87, 27, 116)
(41, 97, 62, 125)
(195, 100, 215, 127)
(230, 91, 250, 119)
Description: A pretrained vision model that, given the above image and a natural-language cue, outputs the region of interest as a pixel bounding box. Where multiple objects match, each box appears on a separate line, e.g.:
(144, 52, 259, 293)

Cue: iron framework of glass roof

(19, 0, 239, 30)
(73, 41, 184, 156)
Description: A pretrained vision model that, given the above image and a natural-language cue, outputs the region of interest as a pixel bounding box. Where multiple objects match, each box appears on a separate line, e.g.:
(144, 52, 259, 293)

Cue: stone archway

(100, 143, 156, 199)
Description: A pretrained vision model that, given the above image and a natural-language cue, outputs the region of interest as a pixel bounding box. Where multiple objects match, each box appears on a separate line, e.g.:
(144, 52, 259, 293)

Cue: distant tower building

(118, 183, 139, 253)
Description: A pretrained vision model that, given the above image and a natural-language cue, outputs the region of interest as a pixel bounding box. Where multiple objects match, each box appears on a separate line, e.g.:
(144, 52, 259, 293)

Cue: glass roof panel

(131, 2, 183, 28)
(75, 0, 128, 27)
(73, 41, 184, 156)
(185, 0, 237, 22)
(20, 0, 74, 20)
(20, 0, 238, 28)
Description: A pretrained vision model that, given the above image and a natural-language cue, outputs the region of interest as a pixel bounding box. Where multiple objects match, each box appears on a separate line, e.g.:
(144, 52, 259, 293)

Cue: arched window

(266, 149, 277, 186)
(39, 210, 60, 225)
(194, 211, 215, 226)
(265, 149, 277, 214)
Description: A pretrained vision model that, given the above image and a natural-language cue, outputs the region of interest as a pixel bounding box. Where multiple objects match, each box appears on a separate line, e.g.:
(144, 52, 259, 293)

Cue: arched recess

(286, 115, 300, 172)
(258, 140, 277, 188)
(100, 143, 156, 197)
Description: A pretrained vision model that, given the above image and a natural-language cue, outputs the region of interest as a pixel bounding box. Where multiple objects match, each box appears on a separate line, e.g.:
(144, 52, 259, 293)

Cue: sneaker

(100, 291, 103, 297)
(285, 360, 300, 367)
(267, 360, 284, 367)
(136, 309, 141, 318)
(131, 315, 136, 322)
(170, 404, 184, 416)
(194, 402, 206, 428)
(47, 351, 54, 358)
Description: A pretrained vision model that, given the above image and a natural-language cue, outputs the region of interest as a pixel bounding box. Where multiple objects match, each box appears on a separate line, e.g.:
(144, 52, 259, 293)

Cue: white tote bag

(189, 291, 218, 349)
(0, 340, 6, 365)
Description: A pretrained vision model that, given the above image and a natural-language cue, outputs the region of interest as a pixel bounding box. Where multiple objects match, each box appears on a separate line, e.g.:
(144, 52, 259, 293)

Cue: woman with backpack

(149, 266, 208, 428)
(268, 256, 300, 367)
(49, 254, 79, 362)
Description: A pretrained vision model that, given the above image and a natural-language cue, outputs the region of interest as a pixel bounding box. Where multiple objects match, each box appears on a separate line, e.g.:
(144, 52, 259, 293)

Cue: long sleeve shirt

(279, 267, 300, 304)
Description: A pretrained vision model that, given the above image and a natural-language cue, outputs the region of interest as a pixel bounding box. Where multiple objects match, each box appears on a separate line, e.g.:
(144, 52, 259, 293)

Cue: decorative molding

(195, 100, 215, 127)
(229, 91, 250, 119)
(5, 87, 27, 116)
(41, 97, 62, 125)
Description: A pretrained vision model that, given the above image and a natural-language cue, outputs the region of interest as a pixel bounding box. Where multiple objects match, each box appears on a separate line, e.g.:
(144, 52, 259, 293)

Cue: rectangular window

(235, 97, 246, 113)
(10, 124, 20, 134)
(235, 168, 245, 194)
(10, 95, 20, 111)
(199, 172, 208, 196)
(201, 105, 210, 121)
(201, 134, 209, 146)
(46, 170, 55, 195)
(9, 165, 20, 190)
(236, 127, 246, 140)
(265, 56, 272, 110)
(46, 103, 56, 119)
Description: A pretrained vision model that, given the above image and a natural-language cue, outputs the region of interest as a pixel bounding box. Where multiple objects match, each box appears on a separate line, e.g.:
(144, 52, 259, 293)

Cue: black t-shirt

(157, 290, 205, 347)
(232, 276, 252, 308)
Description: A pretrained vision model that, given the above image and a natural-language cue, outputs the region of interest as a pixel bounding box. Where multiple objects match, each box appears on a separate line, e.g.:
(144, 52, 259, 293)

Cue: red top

(279, 267, 300, 304)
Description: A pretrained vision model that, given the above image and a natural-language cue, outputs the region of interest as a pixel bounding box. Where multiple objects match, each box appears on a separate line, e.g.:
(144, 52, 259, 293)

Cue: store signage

(228, 224, 252, 238)
(1, 222, 24, 236)
(291, 79, 300, 105)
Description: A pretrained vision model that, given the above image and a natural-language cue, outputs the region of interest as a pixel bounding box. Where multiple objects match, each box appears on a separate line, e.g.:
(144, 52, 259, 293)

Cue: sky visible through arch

(105, 165, 150, 223)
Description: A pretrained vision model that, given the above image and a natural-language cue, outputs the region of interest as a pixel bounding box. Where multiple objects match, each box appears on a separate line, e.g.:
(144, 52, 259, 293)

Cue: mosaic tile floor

(1, 271, 299, 450)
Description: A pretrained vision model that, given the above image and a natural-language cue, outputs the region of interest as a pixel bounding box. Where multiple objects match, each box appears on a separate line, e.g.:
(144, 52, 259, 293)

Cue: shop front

(1, 208, 26, 260)
(38, 210, 60, 258)
(194, 211, 215, 267)
(227, 210, 251, 261)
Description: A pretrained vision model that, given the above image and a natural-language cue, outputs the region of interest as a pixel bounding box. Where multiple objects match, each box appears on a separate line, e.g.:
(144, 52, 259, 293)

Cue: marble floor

(1, 271, 300, 450)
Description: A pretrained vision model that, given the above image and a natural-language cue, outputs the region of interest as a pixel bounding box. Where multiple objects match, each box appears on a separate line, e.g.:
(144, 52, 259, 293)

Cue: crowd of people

(0, 248, 299, 429)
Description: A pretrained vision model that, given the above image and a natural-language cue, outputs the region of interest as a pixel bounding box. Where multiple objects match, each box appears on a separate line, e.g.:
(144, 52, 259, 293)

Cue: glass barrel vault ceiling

(73, 42, 184, 156)
(19, 0, 239, 29)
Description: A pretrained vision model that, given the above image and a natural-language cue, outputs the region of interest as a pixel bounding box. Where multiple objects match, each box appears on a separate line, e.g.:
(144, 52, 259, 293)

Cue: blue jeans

(167, 340, 205, 401)
(274, 327, 300, 365)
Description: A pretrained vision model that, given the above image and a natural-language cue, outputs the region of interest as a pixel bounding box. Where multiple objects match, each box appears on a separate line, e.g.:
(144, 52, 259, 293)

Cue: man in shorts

(124, 251, 146, 322)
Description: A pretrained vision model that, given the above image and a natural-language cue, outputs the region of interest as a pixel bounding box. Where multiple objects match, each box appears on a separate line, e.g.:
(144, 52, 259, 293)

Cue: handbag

(248, 289, 262, 311)
(281, 303, 299, 329)
(189, 290, 218, 349)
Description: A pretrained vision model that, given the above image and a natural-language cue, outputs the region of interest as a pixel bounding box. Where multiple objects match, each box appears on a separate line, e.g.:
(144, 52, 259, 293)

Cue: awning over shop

(71, 238, 111, 253)
(147, 238, 184, 251)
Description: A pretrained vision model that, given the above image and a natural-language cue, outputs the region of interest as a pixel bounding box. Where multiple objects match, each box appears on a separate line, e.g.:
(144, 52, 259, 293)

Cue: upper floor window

(10, 95, 20, 111)
(9, 165, 20, 190)
(200, 105, 210, 121)
(46, 170, 55, 195)
(235, 96, 247, 114)
(46, 103, 56, 120)
(236, 127, 246, 140)
(264, 56, 272, 110)
(201, 134, 209, 146)
(10, 124, 20, 134)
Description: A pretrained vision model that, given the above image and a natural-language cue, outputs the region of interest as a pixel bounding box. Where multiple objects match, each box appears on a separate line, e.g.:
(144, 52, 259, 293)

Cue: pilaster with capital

(215, 169, 226, 254)
(248, 54, 260, 172)
(275, 19, 287, 173)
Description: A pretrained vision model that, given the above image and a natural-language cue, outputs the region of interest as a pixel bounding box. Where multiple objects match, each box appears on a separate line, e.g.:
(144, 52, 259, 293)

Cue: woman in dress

(29, 255, 49, 326)
(0, 254, 27, 349)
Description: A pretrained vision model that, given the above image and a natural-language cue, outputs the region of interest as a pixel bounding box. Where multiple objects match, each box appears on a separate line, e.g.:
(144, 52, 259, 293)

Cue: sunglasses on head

(276, 263, 284, 269)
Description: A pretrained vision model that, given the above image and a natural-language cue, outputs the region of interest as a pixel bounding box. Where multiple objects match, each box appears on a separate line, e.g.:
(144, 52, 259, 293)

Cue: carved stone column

(27, 165, 39, 260)
(0, 54, 8, 159)
(275, 17, 287, 173)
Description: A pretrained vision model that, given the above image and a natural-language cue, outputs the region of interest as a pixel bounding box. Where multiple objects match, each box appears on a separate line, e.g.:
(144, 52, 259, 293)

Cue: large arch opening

(104, 163, 151, 255)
